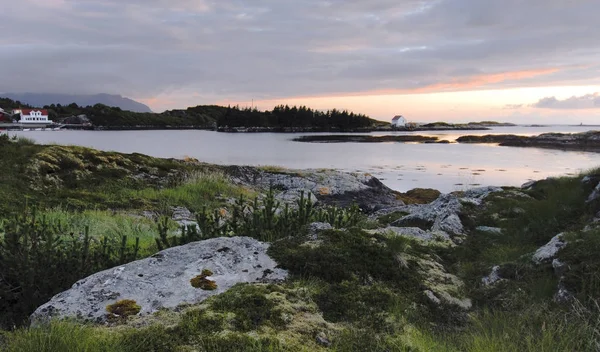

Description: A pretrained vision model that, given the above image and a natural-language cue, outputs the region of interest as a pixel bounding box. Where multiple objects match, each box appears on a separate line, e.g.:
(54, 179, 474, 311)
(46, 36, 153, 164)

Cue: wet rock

(532, 233, 567, 264)
(31, 237, 288, 326)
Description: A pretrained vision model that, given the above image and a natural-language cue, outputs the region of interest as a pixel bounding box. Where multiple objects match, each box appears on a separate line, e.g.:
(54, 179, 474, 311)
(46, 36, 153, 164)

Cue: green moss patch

(191, 269, 218, 290)
(106, 299, 141, 318)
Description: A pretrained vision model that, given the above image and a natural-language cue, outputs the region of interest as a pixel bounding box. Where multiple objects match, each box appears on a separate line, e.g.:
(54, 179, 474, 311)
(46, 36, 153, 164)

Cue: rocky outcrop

(388, 187, 504, 239)
(532, 233, 567, 264)
(30, 237, 287, 325)
(226, 166, 403, 212)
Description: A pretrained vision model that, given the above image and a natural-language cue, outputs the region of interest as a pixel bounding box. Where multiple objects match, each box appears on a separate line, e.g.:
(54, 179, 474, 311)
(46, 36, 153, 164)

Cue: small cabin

(14, 109, 53, 124)
(391, 115, 407, 127)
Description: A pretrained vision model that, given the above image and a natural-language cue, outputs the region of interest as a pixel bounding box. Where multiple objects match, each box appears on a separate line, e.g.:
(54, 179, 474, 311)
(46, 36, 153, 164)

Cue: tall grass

(129, 170, 254, 212)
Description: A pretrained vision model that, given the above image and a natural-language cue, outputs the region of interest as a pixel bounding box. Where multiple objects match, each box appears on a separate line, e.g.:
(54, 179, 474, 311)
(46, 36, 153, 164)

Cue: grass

(128, 170, 255, 213)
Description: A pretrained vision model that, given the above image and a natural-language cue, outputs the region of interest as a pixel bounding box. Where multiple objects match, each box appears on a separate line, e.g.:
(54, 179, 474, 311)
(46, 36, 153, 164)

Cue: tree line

(0, 98, 377, 130)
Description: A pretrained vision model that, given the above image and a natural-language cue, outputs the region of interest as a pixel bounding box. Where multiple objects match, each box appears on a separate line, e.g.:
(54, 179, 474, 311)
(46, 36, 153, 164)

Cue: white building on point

(14, 109, 53, 124)
(391, 115, 407, 127)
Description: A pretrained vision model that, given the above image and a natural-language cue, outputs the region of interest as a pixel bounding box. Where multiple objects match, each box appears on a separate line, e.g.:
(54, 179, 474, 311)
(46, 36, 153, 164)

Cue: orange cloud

(240, 67, 562, 104)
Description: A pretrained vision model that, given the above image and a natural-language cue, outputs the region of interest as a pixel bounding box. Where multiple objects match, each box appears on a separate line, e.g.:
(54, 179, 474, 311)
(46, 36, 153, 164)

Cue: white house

(14, 109, 53, 124)
(391, 115, 407, 127)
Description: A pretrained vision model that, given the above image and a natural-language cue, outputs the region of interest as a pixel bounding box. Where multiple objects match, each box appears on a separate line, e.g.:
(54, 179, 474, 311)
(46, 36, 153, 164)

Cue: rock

(482, 266, 503, 286)
(392, 194, 463, 235)
(227, 166, 403, 212)
(308, 222, 333, 241)
(554, 283, 573, 304)
(521, 180, 537, 189)
(582, 175, 600, 185)
(424, 290, 441, 305)
(315, 332, 332, 347)
(552, 259, 568, 277)
(30, 237, 288, 325)
(171, 206, 196, 228)
(476, 226, 503, 235)
(587, 182, 600, 203)
(370, 227, 450, 242)
(275, 189, 318, 210)
(463, 186, 504, 199)
(532, 233, 567, 264)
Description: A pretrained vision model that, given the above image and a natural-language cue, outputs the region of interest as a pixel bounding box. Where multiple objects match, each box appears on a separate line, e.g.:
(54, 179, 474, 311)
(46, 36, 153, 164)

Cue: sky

(1, 0, 599, 123)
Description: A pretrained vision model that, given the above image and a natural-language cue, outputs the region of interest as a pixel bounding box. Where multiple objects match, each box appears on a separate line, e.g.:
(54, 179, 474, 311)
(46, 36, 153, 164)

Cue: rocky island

(457, 130, 600, 152)
(1, 133, 599, 351)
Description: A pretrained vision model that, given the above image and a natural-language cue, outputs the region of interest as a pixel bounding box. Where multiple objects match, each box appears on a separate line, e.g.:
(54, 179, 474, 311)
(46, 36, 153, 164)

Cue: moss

(209, 284, 284, 332)
(191, 270, 218, 290)
(395, 188, 441, 205)
(106, 299, 141, 318)
(269, 229, 421, 289)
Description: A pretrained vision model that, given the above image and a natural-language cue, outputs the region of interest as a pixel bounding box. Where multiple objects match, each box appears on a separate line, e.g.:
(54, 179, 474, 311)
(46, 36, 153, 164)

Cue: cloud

(1, 0, 599, 110)
(532, 93, 600, 109)
(503, 104, 523, 110)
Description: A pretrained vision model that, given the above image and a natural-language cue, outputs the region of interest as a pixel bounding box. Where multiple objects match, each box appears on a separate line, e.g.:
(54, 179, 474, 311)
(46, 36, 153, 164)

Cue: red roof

(21, 109, 48, 115)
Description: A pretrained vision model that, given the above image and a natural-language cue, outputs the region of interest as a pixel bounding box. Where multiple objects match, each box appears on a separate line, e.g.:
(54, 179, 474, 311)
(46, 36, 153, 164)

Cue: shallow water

(9, 126, 600, 193)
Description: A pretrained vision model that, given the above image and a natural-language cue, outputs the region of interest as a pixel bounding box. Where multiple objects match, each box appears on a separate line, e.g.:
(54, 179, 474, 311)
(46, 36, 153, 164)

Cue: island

(1, 133, 599, 351)
(293, 134, 448, 143)
(457, 131, 600, 152)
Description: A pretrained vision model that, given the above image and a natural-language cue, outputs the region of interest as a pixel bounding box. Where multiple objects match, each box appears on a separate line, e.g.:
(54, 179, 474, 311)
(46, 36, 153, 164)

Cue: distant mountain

(0, 93, 152, 113)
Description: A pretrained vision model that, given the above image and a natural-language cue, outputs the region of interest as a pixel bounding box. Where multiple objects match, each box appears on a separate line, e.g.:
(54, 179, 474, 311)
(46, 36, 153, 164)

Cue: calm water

(9, 126, 600, 193)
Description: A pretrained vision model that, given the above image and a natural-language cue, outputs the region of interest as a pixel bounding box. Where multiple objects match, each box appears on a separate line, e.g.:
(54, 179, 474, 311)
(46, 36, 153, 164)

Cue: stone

(370, 226, 450, 242)
(587, 182, 600, 203)
(315, 332, 332, 347)
(532, 233, 567, 264)
(482, 266, 503, 286)
(521, 180, 537, 189)
(307, 222, 333, 241)
(228, 166, 404, 212)
(30, 237, 288, 326)
(463, 186, 504, 199)
(424, 290, 441, 305)
(275, 189, 318, 210)
(171, 206, 193, 221)
(552, 259, 568, 277)
(554, 283, 573, 304)
(476, 226, 503, 235)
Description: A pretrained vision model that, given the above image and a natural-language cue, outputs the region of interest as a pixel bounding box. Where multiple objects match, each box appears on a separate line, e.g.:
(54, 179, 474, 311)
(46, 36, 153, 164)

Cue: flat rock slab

(31, 237, 287, 326)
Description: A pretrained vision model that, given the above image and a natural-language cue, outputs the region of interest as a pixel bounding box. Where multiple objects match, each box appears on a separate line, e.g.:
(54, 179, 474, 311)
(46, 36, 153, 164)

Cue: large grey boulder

(532, 233, 567, 264)
(31, 237, 287, 325)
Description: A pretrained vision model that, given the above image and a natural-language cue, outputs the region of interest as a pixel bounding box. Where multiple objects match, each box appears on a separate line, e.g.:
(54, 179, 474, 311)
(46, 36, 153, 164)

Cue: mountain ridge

(0, 93, 152, 113)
